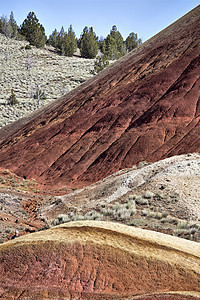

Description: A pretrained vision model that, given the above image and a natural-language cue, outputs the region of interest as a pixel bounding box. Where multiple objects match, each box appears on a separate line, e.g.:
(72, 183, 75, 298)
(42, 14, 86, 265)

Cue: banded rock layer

(0, 221, 200, 299)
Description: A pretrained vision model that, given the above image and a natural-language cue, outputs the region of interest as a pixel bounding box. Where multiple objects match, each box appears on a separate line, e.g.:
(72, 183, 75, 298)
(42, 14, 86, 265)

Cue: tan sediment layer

(0, 221, 199, 299)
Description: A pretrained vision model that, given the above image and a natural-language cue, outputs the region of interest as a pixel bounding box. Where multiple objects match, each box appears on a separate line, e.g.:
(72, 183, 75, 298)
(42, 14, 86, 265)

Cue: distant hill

(0, 5, 199, 189)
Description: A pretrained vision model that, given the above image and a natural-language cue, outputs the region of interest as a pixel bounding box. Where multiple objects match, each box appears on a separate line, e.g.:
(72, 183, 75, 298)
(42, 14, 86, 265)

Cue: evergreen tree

(63, 25, 77, 57)
(33, 27, 46, 48)
(92, 55, 109, 74)
(79, 26, 98, 59)
(0, 16, 11, 37)
(0, 18, 2, 33)
(48, 25, 77, 57)
(48, 28, 59, 48)
(125, 32, 142, 52)
(19, 12, 46, 48)
(59, 26, 65, 38)
(9, 11, 18, 38)
(57, 26, 65, 54)
(98, 36, 104, 52)
(102, 25, 125, 60)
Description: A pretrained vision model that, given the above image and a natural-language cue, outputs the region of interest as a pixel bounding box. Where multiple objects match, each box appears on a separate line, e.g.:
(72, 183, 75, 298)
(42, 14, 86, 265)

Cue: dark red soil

(0, 6, 199, 189)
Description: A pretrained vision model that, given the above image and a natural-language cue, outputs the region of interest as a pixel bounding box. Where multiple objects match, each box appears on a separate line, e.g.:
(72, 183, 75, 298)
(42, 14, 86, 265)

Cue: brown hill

(0, 221, 200, 299)
(0, 6, 199, 189)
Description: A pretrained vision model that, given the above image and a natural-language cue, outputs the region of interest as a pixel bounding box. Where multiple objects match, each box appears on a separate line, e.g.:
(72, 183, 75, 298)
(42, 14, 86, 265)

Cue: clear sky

(1, 0, 199, 41)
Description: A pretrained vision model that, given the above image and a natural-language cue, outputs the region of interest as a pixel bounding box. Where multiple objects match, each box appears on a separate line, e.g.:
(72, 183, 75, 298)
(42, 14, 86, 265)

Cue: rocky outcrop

(0, 6, 199, 188)
(0, 221, 199, 299)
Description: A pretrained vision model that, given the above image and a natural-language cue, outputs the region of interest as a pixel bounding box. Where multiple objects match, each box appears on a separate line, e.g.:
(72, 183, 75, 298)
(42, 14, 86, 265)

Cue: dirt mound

(38, 153, 200, 242)
(0, 221, 199, 299)
(0, 6, 200, 188)
(47, 153, 200, 219)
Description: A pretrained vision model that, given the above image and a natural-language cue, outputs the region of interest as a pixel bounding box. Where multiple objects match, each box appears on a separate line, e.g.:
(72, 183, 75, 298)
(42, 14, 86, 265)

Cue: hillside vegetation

(0, 33, 94, 127)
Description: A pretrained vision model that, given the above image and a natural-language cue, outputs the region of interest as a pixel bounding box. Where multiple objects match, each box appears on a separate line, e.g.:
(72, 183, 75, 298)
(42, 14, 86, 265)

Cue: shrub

(120, 210, 131, 220)
(7, 89, 19, 105)
(84, 211, 102, 220)
(25, 44, 31, 50)
(3, 169, 11, 175)
(92, 55, 109, 74)
(162, 211, 168, 218)
(154, 212, 163, 219)
(174, 229, 186, 237)
(126, 201, 134, 209)
(190, 228, 198, 235)
(100, 207, 113, 216)
(177, 220, 188, 229)
(148, 211, 155, 218)
(128, 195, 137, 200)
(73, 214, 84, 221)
(33, 88, 46, 100)
(130, 207, 136, 216)
(189, 223, 199, 229)
(112, 202, 120, 210)
(141, 209, 148, 216)
(161, 217, 169, 223)
(144, 191, 154, 199)
(167, 218, 178, 225)
(138, 161, 148, 168)
(52, 214, 69, 226)
(135, 197, 148, 205)
(129, 219, 146, 226)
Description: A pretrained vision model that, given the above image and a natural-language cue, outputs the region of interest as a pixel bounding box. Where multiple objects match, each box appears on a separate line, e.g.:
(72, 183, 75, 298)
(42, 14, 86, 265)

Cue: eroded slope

(0, 6, 199, 188)
(0, 221, 200, 299)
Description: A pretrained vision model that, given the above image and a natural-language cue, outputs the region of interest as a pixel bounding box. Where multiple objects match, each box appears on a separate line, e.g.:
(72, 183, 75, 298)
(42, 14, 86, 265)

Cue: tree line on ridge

(0, 11, 142, 60)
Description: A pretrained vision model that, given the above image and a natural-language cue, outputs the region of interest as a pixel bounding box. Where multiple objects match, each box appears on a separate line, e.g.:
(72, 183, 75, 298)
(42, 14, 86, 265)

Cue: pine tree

(102, 25, 125, 60)
(63, 25, 77, 57)
(9, 11, 18, 38)
(48, 28, 59, 48)
(0, 16, 11, 38)
(19, 12, 46, 48)
(56, 26, 65, 55)
(48, 25, 77, 57)
(0, 18, 2, 34)
(92, 55, 109, 74)
(125, 32, 142, 52)
(79, 26, 98, 59)
(99, 36, 104, 52)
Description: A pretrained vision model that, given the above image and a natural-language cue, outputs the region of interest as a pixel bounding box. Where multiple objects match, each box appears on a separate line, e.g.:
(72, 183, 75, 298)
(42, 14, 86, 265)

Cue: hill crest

(0, 221, 200, 299)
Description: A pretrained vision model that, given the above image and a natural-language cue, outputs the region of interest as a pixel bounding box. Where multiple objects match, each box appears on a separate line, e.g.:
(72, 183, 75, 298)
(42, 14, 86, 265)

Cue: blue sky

(1, 0, 199, 41)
